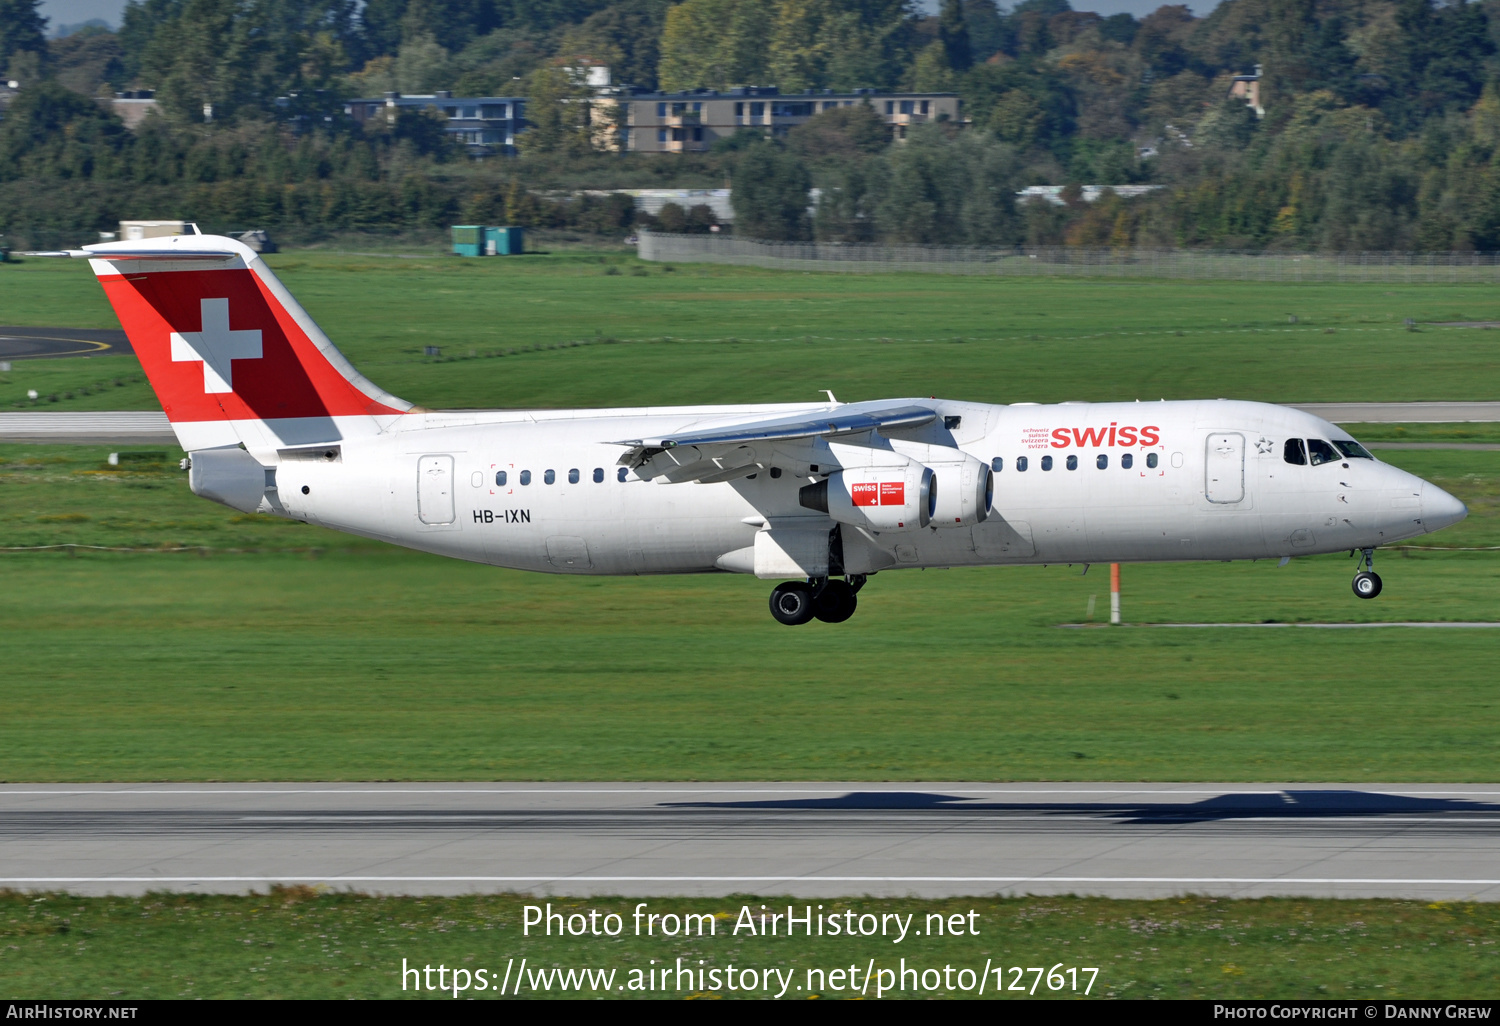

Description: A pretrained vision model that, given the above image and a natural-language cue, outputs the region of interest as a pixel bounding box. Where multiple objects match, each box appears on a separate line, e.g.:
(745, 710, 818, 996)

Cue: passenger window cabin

(1041, 455, 1053, 471)
(617, 467, 628, 482)
(593, 467, 604, 483)
(1146, 453, 1158, 469)
(1066, 455, 1078, 470)
(495, 470, 507, 486)
(991, 457, 1003, 472)
(520, 470, 531, 485)
(568, 468, 580, 484)
(1016, 456, 1028, 472)
(1121, 453, 1133, 469)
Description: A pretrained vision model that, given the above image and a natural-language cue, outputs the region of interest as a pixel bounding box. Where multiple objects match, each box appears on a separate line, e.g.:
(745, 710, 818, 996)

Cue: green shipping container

(484, 226, 524, 255)
(451, 225, 483, 257)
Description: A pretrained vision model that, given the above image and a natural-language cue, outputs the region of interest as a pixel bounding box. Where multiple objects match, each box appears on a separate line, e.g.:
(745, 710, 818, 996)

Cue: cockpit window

(1283, 438, 1307, 465)
(1307, 439, 1339, 466)
(1333, 439, 1374, 460)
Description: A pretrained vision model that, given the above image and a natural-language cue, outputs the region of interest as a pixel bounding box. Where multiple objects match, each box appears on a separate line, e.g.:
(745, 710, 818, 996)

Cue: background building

(103, 90, 158, 129)
(344, 92, 525, 155)
(594, 87, 960, 154)
(1229, 65, 1264, 118)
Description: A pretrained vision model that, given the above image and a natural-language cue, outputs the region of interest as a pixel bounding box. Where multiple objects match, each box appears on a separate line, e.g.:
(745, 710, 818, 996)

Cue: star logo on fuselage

(170, 298, 263, 393)
(1255, 436, 1274, 454)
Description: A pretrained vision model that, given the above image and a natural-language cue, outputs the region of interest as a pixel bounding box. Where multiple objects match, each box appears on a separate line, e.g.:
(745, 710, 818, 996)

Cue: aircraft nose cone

(1422, 481, 1468, 534)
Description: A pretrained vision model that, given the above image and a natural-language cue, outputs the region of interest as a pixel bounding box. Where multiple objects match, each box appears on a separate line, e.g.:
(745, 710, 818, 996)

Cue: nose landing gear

(768, 574, 869, 625)
(1352, 547, 1382, 599)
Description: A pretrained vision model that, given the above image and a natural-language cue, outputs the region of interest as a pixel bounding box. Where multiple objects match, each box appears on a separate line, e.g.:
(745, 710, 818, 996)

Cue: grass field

(0, 253, 1496, 781)
(2, 892, 1496, 1000)
(1, 442, 1496, 781)
(3, 253, 1498, 1000)
(3, 250, 1500, 414)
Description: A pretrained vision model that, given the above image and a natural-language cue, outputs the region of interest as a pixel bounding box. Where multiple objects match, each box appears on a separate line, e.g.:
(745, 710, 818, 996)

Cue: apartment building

(344, 91, 526, 154)
(594, 87, 960, 154)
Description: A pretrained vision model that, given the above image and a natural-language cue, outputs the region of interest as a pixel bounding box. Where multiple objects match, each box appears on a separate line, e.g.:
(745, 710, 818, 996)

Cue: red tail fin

(83, 234, 410, 452)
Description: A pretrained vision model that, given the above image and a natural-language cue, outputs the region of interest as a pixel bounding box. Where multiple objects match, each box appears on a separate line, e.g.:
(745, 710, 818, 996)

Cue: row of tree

(9, 0, 1500, 251)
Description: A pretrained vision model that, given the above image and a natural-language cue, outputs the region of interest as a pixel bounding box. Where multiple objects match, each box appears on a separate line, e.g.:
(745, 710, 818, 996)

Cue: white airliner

(75, 232, 1467, 624)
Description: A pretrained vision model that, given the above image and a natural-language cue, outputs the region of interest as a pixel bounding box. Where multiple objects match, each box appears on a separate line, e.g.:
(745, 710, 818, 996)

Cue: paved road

(1366, 442, 1500, 450)
(2, 783, 1498, 900)
(1292, 401, 1500, 422)
(0, 327, 131, 359)
(1, 403, 1498, 447)
(0, 412, 176, 444)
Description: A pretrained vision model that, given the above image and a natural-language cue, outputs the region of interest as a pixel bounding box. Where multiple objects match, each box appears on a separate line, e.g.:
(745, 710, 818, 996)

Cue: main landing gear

(1352, 547, 1383, 600)
(769, 574, 868, 625)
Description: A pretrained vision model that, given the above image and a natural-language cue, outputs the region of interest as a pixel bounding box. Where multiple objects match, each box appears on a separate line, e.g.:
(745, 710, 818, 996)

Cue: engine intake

(927, 455, 993, 527)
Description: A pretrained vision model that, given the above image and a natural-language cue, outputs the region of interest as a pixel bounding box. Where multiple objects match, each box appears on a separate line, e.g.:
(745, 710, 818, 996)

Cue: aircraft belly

(970, 517, 1036, 560)
(1083, 503, 1179, 562)
(1032, 512, 1089, 562)
(629, 515, 754, 574)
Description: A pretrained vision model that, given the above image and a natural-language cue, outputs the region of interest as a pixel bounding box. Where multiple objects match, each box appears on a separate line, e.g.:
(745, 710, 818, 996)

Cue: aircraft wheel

(814, 579, 858, 624)
(1352, 570, 1383, 600)
(769, 581, 816, 625)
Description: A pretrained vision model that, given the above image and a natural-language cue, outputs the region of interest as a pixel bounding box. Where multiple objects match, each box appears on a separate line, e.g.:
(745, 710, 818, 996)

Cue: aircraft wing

(613, 402, 937, 483)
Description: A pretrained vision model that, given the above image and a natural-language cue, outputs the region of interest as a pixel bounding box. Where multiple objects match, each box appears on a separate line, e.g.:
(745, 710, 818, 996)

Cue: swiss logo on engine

(853, 481, 906, 507)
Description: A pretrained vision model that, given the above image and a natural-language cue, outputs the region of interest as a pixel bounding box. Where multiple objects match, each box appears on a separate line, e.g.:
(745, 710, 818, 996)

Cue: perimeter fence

(638, 232, 1500, 283)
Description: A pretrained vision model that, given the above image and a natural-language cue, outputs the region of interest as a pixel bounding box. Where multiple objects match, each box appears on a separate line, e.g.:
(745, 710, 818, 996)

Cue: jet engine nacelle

(927, 454, 993, 527)
(800, 462, 934, 532)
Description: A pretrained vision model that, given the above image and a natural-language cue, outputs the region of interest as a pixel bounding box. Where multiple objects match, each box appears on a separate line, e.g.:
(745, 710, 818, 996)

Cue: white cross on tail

(170, 298, 263, 393)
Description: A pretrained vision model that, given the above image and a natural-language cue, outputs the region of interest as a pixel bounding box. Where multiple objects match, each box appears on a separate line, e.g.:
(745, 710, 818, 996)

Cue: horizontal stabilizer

(75, 248, 240, 262)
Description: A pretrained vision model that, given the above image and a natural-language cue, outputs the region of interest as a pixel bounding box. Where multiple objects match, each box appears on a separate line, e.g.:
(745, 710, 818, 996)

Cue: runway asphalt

(1293, 401, 1500, 423)
(0, 412, 178, 444)
(2, 783, 1498, 900)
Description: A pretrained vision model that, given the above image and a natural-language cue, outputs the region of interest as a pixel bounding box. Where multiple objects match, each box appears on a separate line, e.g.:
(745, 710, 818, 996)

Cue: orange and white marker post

(1110, 563, 1121, 625)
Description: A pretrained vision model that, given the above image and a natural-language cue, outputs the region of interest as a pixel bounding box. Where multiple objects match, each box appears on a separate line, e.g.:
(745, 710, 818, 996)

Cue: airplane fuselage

(259, 398, 1456, 575)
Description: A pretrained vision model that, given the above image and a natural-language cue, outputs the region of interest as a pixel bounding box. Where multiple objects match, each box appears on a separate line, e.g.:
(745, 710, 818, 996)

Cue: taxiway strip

(1, 783, 1498, 900)
(0, 327, 131, 360)
(2, 402, 1499, 447)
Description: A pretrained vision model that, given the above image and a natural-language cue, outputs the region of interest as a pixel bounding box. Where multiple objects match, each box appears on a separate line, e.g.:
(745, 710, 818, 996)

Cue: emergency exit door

(417, 455, 455, 524)
(1205, 433, 1245, 503)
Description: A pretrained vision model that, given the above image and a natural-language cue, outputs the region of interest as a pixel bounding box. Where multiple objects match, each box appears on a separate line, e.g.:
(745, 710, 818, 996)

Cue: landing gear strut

(1352, 547, 1382, 600)
(769, 575, 869, 625)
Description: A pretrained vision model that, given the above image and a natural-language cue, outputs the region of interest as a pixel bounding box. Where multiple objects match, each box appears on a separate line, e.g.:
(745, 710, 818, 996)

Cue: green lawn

(1, 443, 1497, 782)
(1, 892, 1494, 1000)
(2, 251, 1499, 784)
(3, 250, 1500, 413)
(4, 256, 1499, 999)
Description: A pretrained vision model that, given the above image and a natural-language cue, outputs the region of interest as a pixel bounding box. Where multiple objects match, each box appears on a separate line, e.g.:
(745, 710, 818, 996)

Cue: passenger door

(1205, 433, 1245, 504)
(417, 455, 455, 525)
